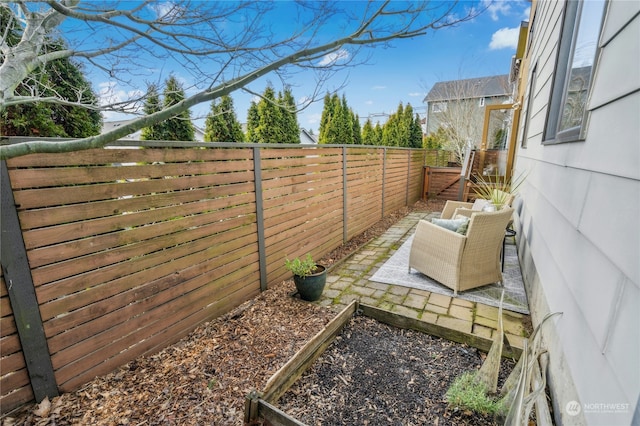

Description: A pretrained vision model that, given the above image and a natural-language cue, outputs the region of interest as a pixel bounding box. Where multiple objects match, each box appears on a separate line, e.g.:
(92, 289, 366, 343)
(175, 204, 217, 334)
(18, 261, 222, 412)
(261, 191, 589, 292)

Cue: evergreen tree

(424, 126, 448, 149)
(361, 119, 376, 145)
(140, 84, 163, 140)
(279, 87, 300, 144)
(51, 52, 102, 137)
(374, 122, 384, 146)
(410, 113, 424, 148)
(398, 103, 413, 147)
(336, 95, 354, 144)
(318, 93, 334, 144)
(321, 93, 360, 144)
(162, 75, 195, 141)
(204, 95, 244, 142)
(245, 101, 259, 142)
(0, 9, 102, 137)
(380, 102, 422, 147)
(253, 86, 282, 143)
(352, 113, 362, 145)
(382, 104, 403, 146)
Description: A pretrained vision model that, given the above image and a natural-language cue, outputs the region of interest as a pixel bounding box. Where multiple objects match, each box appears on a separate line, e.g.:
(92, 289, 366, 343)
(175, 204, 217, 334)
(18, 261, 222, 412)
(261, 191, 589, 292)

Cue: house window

(544, 0, 606, 143)
(479, 97, 485, 107)
(432, 102, 447, 113)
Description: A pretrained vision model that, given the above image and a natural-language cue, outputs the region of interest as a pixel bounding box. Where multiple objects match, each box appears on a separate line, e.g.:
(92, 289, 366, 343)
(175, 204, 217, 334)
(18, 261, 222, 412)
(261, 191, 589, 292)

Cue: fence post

(0, 161, 58, 402)
(252, 148, 267, 291)
(342, 146, 348, 244)
(381, 148, 387, 218)
(405, 150, 411, 206)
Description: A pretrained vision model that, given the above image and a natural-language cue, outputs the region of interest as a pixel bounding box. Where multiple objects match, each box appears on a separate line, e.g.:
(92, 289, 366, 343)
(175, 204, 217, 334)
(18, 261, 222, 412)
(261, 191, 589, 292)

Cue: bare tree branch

(1, 0, 484, 159)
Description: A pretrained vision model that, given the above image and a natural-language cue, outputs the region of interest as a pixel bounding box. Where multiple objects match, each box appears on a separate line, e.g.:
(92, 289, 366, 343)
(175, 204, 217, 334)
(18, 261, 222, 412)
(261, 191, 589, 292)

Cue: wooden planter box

(243, 300, 525, 426)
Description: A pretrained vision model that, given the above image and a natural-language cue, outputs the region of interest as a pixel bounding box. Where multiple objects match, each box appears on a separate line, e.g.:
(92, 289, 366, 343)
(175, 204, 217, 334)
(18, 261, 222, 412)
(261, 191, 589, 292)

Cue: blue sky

(95, 1, 531, 134)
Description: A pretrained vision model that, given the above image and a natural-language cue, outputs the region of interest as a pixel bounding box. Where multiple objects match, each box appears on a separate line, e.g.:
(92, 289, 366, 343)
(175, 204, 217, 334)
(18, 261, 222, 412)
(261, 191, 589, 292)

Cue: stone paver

(474, 314, 499, 330)
(403, 293, 428, 310)
(427, 293, 452, 309)
(473, 324, 494, 339)
(437, 316, 472, 334)
(393, 305, 421, 319)
(425, 303, 448, 315)
(322, 289, 341, 299)
(449, 305, 474, 322)
(315, 211, 530, 352)
(388, 285, 411, 296)
(384, 293, 406, 305)
(475, 303, 500, 320)
(451, 298, 474, 308)
(367, 281, 391, 291)
(328, 280, 353, 292)
(349, 285, 379, 297)
(409, 288, 431, 298)
(419, 311, 438, 324)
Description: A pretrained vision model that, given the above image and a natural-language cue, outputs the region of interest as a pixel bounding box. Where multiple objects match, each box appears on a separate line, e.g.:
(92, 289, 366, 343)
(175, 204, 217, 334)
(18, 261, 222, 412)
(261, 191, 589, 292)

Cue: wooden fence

(0, 141, 425, 414)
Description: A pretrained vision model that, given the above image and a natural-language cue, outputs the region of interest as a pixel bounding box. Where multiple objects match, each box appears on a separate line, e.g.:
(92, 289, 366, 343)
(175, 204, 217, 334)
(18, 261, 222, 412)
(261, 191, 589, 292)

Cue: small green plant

(445, 372, 507, 416)
(473, 170, 527, 207)
(285, 254, 319, 278)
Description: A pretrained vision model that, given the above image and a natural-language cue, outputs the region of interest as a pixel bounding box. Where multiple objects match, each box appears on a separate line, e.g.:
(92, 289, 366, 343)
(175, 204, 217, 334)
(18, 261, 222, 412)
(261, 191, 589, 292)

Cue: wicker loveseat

(408, 207, 514, 295)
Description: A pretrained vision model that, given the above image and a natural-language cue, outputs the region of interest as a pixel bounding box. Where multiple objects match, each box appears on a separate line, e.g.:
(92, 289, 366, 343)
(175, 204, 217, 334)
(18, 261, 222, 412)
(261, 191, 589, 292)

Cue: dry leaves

(5, 281, 336, 426)
(2, 200, 444, 426)
(278, 316, 515, 426)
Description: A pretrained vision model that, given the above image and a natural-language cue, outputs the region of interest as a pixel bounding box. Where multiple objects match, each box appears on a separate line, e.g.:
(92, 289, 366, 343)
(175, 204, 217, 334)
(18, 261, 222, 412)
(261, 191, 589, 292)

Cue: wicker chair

(408, 207, 514, 295)
(439, 190, 514, 219)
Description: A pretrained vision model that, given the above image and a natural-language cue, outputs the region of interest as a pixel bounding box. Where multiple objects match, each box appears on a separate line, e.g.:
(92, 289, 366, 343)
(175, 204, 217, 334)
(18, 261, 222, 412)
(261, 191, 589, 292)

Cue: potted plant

(285, 253, 327, 301)
(472, 170, 526, 211)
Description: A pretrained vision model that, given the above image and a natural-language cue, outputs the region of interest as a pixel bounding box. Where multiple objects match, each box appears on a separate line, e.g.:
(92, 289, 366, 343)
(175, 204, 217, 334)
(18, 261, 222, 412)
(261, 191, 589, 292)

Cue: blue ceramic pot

(293, 265, 327, 301)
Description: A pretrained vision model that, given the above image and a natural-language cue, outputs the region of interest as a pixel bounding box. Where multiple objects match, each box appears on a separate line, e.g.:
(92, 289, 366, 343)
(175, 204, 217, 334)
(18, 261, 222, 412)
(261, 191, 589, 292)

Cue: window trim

(521, 62, 538, 149)
(543, 0, 606, 145)
(432, 102, 447, 113)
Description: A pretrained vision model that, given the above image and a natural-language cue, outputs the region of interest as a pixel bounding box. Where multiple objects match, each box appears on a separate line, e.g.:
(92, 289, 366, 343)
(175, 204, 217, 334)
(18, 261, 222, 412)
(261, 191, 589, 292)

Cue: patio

(316, 210, 531, 353)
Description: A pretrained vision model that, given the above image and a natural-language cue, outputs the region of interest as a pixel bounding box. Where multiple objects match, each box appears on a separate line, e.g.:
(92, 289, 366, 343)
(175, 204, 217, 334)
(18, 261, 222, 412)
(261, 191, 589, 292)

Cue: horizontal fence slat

(1, 142, 427, 412)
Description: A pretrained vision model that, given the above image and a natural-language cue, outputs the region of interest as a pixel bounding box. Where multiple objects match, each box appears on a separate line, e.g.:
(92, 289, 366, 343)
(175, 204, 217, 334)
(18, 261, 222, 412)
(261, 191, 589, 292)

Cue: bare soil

(277, 315, 515, 426)
(3, 199, 489, 426)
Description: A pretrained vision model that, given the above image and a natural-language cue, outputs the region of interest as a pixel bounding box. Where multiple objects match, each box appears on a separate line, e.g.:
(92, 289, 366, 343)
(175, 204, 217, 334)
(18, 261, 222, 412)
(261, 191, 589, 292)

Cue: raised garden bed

(245, 301, 518, 425)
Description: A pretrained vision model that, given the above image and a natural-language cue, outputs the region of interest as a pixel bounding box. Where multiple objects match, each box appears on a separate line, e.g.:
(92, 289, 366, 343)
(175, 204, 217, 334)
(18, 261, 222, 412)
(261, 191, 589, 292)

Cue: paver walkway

(318, 211, 530, 353)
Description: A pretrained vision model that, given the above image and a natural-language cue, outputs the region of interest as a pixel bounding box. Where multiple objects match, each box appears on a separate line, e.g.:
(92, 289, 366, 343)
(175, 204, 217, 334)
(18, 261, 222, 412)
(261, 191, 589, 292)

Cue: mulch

(4, 199, 501, 426)
(277, 315, 515, 426)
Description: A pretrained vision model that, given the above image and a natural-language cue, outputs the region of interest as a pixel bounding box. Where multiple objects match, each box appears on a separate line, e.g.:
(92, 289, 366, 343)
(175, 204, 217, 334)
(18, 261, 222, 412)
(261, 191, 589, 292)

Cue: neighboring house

(423, 74, 511, 138)
(102, 119, 206, 142)
(511, 1, 639, 425)
(300, 128, 318, 144)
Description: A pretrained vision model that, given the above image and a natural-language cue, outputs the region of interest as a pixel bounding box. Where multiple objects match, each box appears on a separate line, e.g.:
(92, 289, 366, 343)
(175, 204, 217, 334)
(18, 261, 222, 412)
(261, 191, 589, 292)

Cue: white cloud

(318, 49, 350, 66)
(150, 2, 184, 22)
(489, 27, 519, 50)
(372, 85, 386, 90)
(483, 0, 512, 21)
(306, 112, 322, 125)
(365, 100, 374, 105)
(408, 92, 424, 97)
(98, 81, 145, 119)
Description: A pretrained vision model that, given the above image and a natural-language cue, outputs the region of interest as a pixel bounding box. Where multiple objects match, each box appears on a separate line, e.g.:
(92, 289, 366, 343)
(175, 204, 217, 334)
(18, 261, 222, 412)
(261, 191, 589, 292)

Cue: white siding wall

(514, 1, 640, 425)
